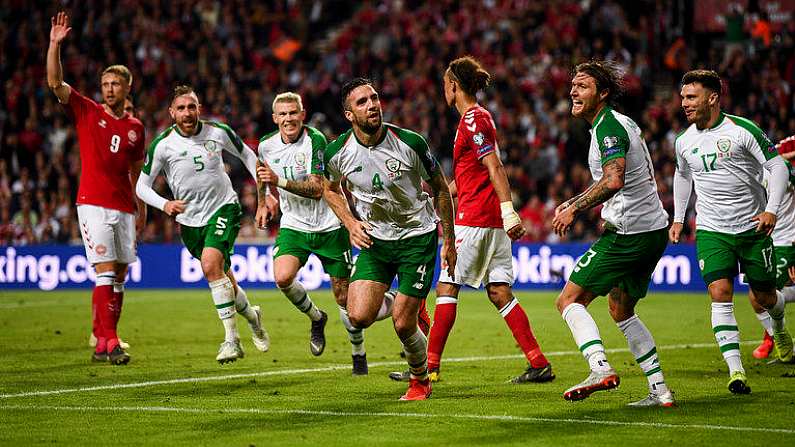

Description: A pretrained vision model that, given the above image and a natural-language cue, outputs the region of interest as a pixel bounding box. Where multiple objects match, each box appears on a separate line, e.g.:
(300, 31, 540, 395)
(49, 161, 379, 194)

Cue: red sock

(112, 289, 124, 329)
(417, 299, 431, 336)
(92, 286, 108, 353)
(427, 300, 457, 371)
(95, 285, 118, 352)
(502, 301, 548, 368)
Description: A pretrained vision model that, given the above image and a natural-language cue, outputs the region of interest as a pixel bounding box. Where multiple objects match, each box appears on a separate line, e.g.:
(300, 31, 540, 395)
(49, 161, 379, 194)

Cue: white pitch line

(1, 404, 793, 435)
(0, 341, 756, 400)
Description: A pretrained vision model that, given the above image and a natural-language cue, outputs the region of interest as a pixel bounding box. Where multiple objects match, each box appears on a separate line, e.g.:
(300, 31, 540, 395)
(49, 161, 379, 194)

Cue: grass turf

(0, 289, 794, 446)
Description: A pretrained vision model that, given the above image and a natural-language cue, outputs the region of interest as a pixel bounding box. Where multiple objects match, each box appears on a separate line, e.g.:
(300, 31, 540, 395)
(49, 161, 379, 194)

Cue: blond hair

(272, 92, 303, 112)
(101, 65, 133, 87)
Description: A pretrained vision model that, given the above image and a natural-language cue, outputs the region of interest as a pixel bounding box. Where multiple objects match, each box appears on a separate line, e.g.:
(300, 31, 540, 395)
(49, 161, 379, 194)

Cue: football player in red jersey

(47, 12, 146, 365)
(424, 56, 554, 383)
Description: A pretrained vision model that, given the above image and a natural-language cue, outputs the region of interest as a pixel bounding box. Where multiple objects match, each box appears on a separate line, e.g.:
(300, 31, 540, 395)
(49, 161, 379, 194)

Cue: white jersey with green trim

(142, 120, 256, 227)
(587, 107, 668, 234)
(675, 113, 780, 234)
(767, 166, 795, 246)
(258, 126, 340, 233)
(324, 123, 440, 241)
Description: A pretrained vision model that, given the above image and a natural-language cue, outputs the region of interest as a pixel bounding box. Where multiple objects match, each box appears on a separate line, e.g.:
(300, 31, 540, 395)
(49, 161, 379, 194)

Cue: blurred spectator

(1, 0, 793, 245)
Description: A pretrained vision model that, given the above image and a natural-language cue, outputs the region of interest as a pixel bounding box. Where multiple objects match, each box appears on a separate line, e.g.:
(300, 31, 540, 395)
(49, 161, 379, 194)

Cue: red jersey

(453, 105, 502, 228)
(65, 88, 145, 214)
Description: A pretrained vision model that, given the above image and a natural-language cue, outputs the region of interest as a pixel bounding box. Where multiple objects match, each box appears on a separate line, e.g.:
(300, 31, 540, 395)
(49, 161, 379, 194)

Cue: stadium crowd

(1, 0, 793, 246)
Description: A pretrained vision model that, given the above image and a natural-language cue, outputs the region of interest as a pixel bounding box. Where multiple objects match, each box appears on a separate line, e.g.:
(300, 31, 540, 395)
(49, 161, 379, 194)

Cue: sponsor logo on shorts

(699, 259, 705, 270)
(95, 245, 107, 256)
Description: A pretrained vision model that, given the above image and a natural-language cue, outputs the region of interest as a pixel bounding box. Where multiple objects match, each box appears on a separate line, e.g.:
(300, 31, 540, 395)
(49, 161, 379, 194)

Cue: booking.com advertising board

(0, 243, 741, 293)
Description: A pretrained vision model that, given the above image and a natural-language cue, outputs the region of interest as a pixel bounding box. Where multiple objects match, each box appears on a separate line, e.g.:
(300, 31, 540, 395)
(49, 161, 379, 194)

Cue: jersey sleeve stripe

(143, 126, 174, 175)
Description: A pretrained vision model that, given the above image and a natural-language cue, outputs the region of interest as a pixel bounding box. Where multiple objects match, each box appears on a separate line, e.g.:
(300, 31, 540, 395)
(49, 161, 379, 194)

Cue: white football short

(438, 225, 514, 288)
(77, 204, 137, 265)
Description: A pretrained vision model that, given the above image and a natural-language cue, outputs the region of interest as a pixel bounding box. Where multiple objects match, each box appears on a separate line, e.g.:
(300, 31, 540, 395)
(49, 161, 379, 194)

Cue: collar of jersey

(353, 125, 388, 148)
(174, 121, 203, 138)
(708, 112, 726, 130)
(592, 105, 612, 128)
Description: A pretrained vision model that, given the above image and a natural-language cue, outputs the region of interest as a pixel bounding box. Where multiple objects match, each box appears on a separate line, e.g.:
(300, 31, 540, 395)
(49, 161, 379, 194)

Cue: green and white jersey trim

(588, 107, 668, 234)
(144, 120, 253, 227)
(258, 126, 340, 233)
(324, 123, 440, 241)
(675, 113, 779, 234)
(767, 165, 795, 246)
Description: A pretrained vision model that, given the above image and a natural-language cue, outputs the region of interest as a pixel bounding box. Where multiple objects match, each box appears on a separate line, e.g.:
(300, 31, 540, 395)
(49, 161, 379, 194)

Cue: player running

(552, 61, 674, 406)
(420, 56, 553, 384)
(256, 92, 384, 374)
(750, 135, 795, 359)
(323, 78, 456, 400)
(136, 85, 269, 364)
(47, 12, 144, 365)
(671, 70, 793, 393)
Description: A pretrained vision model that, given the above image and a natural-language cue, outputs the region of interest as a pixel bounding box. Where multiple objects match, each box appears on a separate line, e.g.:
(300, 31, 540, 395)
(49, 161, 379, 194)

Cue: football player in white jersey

(751, 135, 795, 359)
(256, 92, 382, 374)
(671, 70, 793, 393)
(136, 85, 269, 364)
(322, 78, 456, 400)
(552, 61, 673, 406)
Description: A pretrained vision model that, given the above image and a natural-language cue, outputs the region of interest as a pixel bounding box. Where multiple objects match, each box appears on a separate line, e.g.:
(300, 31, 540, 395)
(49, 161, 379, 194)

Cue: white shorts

(77, 204, 137, 265)
(438, 225, 514, 289)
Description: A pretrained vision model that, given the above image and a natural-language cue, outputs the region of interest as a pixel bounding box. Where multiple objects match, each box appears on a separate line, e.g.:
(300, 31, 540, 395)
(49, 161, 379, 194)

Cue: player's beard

(357, 111, 382, 135)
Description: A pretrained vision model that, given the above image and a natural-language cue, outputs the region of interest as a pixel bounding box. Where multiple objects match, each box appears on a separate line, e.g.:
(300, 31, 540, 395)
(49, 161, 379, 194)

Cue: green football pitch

(1, 289, 793, 446)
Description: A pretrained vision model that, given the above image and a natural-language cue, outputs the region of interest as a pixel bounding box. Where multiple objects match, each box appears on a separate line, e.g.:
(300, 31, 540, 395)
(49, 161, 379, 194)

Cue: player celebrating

(136, 85, 269, 364)
(256, 92, 378, 374)
(421, 56, 553, 384)
(671, 70, 793, 393)
(552, 61, 674, 406)
(47, 12, 144, 365)
(323, 78, 456, 400)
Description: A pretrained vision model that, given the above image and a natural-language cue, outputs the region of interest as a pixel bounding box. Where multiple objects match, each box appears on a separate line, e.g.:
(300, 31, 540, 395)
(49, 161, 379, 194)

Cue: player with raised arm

(256, 92, 383, 374)
(671, 70, 793, 393)
(323, 78, 456, 400)
(552, 61, 674, 406)
(47, 12, 145, 365)
(418, 56, 553, 384)
(136, 85, 269, 364)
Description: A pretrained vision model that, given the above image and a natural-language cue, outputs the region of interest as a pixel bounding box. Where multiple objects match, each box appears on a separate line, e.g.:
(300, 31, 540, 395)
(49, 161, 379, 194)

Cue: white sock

(562, 303, 611, 373)
(339, 305, 365, 355)
(617, 315, 669, 395)
(210, 277, 238, 343)
(281, 280, 322, 321)
(234, 286, 260, 330)
(113, 281, 124, 294)
(375, 290, 396, 321)
(781, 285, 795, 303)
(711, 302, 743, 374)
(401, 328, 428, 380)
(768, 291, 787, 333)
(755, 310, 775, 337)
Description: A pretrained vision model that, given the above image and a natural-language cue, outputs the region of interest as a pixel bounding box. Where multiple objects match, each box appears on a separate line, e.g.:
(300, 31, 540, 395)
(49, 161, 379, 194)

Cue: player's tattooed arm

(572, 157, 626, 211)
(257, 163, 323, 199)
(552, 157, 625, 236)
(427, 170, 455, 242)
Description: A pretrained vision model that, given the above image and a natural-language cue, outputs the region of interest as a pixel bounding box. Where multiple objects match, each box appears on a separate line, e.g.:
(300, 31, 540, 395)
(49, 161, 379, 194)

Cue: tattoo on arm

(573, 158, 625, 211)
(284, 175, 323, 199)
(429, 171, 455, 241)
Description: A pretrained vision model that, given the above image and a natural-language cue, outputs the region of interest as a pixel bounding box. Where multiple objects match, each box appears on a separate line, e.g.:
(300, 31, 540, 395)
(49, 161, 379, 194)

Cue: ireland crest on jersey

(716, 138, 731, 153)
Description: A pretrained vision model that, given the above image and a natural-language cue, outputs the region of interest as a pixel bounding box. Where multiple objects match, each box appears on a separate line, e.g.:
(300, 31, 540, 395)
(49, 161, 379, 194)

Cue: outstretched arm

(46, 12, 72, 104)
